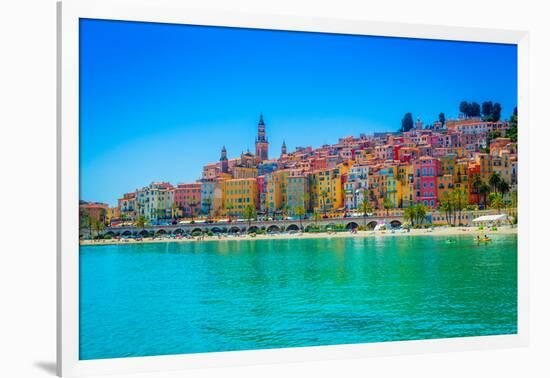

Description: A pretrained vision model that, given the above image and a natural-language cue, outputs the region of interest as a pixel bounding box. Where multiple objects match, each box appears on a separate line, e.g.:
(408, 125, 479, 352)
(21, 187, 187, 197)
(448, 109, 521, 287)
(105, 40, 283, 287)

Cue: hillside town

(80, 102, 518, 231)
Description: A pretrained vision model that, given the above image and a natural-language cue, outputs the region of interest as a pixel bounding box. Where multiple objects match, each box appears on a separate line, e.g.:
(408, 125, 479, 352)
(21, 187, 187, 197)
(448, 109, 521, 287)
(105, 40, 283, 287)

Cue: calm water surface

(79, 234, 517, 360)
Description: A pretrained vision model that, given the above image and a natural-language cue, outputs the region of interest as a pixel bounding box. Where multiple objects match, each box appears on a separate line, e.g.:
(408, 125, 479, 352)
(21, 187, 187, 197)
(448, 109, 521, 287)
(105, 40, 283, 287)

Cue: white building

(136, 182, 174, 223)
(344, 164, 369, 210)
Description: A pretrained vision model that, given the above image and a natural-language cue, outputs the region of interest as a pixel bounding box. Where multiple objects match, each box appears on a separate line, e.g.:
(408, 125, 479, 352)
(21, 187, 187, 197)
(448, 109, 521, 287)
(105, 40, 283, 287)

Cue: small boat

(476, 237, 492, 243)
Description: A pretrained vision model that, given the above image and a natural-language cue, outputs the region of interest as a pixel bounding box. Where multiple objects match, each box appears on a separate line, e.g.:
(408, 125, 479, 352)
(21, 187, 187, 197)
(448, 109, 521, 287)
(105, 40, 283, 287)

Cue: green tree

(135, 215, 147, 231)
(382, 197, 394, 217)
(506, 106, 518, 142)
(91, 218, 105, 238)
(359, 193, 373, 228)
(479, 182, 491, 208)
(203, 197, 212, 217)
(243, 204, 257, 227)
(490, 193, 505, 212)
(295, 205, 306, 230)
(171, 203, 178, 220)
(155, 208, 165, 223)
(313, 210, 321, 226)
(438, 191, 454, 225)
(438, 112, 445, 126)
(482, 101, 494, 120)
(470, 102, 481, 117)
(497, 180, 510, 197)
(452, 188, 468, 226)
(489, 172, 502, 193)
(415, 204, 427, 226)
(225, 201, 234, 220)
(492, 102, 502, 122)
(459, 101, 469, 117)
(320, 189, 329, 216)
(470, 174, 483, 206)
(401, 112, 414, 132)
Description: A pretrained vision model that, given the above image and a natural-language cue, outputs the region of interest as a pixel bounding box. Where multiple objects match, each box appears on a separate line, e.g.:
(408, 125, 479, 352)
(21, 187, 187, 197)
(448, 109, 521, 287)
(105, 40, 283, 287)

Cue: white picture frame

(57, 0, 530, 376)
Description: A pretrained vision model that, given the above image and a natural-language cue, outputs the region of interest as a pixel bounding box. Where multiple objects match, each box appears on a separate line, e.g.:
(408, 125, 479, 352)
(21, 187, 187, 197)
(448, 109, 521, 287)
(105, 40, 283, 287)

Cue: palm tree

(452, 188, 468, 226)
(438, 191, 453, 225)
(415, 204, 427, 226)
(203, 197, 212, 217)
(471, 173, 482, 205)
(135, 215, 147, 231)
(171, 203, 178, 221)
(313, 210, 321, 226)
(91, 218, 105, 238)
(490, 193, 505, 212)
(478, 182, 491, 209)
(155, 208, 165, 224)
(320, 189, 329, 216)
(295, 205, 306, 230)
(359, 197, 373, 228)
(225, 201, 234, 220)
(243, 204, 257, 227)
(497, 180, 510, 197)
(382, 197, 394, 217)
(404, 205, 416, 227)
(489, 172, 502, 193)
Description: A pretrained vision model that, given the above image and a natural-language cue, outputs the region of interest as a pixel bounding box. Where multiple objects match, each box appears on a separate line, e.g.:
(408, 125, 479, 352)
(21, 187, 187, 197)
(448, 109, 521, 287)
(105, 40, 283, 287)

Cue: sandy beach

(80, 225, 517, 246)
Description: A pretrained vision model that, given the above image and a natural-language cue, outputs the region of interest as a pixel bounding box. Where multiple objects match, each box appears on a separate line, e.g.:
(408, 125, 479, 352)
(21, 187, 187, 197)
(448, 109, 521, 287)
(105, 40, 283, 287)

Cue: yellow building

(232, 166, 258, 179)
(311, 167, 344, 212)
(439, 154, 457, 176)
(397, 164, 415, 208)
(221, 178, 258, 217)
(384, 165, 402, 208)
(437, 174, 454, 205)
(454, 159, 470, 194)
(475, 153, 491, 182)
(266, 170, 289, 214)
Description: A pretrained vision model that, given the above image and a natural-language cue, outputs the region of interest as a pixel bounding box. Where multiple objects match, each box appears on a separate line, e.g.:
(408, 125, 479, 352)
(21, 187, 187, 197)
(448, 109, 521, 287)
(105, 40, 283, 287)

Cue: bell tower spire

(255, 113, 269, 162)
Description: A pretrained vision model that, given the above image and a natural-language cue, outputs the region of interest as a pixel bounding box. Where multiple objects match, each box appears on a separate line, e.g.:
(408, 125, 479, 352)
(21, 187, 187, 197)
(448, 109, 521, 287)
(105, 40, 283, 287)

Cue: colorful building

(413, 157, 440, 208)
(222, 178, 258, 217)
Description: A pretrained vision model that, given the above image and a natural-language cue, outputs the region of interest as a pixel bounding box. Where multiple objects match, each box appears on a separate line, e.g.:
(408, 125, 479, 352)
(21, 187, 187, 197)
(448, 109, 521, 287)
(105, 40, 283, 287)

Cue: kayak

(476, 238, 492, 243)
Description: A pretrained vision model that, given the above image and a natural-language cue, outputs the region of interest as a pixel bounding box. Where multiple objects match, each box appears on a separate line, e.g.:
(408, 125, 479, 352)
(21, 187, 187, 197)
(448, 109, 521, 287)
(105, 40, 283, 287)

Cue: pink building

(413, 157, 440, 208)
(173, 183, 202, 217)
(257, 175, 267, 213)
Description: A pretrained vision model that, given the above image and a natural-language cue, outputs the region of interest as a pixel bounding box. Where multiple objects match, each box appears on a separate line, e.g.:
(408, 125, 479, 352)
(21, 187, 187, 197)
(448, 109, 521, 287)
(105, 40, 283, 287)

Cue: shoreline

(80, 226, 517, 246)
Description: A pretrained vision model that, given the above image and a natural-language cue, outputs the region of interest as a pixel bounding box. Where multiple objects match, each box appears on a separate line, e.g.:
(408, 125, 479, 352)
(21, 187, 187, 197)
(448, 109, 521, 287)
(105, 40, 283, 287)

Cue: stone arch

(191, 228, 203, 234)
(173, 228, 184, 235)
(228, 226, 241, 234)
(286, 224, 300, 232)
(211, 227, 223, 234)
(345, 221, 359, 230)
(155, 229, 167, 236)
(122, 230, 132, 236)
(248, 226, 260, 233)
(304, 223, 317, 231)
(267, 225, 281, 233)
(366, 221, 378, 230)
(105, 231, 115, 237)
(390, 220, 402, 228)
(138, 229, 149, 237)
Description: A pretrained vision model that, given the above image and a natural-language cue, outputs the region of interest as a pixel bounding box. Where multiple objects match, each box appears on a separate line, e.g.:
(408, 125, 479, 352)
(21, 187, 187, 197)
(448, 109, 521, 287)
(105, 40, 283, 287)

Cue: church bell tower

(255, 114, 269, 162)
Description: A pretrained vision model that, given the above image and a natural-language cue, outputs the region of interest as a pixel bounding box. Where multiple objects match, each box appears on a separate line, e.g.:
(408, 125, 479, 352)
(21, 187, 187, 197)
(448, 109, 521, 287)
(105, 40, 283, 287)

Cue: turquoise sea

(79, 234, 517, 360)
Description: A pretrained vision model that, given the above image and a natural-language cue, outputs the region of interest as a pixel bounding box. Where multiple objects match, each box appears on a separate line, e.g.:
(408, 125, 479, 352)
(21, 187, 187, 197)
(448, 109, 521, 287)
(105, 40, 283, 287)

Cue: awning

(472, 214, 508, 223)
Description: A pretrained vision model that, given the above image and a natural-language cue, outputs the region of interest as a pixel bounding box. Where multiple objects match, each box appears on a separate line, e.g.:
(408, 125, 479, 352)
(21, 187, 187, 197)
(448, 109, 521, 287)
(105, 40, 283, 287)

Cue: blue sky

(79, 18, 517, 206)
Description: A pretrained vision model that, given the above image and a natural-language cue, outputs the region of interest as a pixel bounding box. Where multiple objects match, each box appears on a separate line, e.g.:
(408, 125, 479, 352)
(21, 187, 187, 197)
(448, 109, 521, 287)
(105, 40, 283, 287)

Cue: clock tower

(255, 114, 269, 162)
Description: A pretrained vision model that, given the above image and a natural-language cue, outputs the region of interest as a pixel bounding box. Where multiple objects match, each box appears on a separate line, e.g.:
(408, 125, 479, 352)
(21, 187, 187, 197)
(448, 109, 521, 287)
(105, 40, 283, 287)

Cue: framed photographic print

(57, 0, 529, 376)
